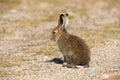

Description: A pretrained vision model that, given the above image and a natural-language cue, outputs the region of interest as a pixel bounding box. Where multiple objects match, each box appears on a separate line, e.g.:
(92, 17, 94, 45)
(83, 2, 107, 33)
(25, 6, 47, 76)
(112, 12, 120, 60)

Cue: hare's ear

(58, 13, 68, 30)
(58, 14, 64, 28)
(64, 13, 69, 27)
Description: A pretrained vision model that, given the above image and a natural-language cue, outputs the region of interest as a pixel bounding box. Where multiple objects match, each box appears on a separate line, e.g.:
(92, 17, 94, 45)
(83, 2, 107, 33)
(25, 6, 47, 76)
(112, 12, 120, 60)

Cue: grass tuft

(0, 70, 9, 77)
(0, 62, 19, 67)
(0, 55, 27, 62)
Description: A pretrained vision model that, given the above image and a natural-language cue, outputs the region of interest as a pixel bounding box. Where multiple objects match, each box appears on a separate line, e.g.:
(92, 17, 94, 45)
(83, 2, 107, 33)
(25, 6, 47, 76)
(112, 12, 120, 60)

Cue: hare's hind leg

(63, 56, 66, 62)
(83, 64, 89, 68)
(63, 63, 77, 68)
(62, 55, 77, 68)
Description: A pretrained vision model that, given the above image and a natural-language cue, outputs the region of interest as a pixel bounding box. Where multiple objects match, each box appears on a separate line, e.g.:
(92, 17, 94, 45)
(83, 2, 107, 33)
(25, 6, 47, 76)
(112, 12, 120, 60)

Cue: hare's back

(68, 34, 89, 50)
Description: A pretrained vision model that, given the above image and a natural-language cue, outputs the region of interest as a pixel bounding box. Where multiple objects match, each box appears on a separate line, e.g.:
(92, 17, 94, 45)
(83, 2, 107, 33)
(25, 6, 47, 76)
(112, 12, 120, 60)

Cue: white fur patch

(64, 15, 68, 26)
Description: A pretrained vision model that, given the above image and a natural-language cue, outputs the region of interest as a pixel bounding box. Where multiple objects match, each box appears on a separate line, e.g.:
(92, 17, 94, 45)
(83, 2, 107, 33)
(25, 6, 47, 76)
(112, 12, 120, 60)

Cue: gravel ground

(0, 0, 120, 80)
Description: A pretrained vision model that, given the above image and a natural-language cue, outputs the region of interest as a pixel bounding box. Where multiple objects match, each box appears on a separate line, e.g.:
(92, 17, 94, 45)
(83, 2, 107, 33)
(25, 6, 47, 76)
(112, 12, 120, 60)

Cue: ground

(0, 0, 120, 80)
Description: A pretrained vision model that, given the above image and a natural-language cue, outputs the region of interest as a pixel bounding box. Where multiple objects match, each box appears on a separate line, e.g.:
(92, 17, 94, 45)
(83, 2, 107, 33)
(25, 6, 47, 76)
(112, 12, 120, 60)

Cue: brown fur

(50, 13, 90, 68)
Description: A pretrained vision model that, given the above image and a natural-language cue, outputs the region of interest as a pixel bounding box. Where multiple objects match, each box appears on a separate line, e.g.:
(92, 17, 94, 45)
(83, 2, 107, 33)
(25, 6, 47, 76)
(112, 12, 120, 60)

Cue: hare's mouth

(50, 38, 56, 41)
(52, 39, 56, 41)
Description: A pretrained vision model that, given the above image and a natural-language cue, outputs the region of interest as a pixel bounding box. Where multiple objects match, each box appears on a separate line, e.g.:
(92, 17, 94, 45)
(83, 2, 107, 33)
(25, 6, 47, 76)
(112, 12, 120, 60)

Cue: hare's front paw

(62, 62, 67, 67)
(83, 64, 89, 68)
(62, 63, 77, 68)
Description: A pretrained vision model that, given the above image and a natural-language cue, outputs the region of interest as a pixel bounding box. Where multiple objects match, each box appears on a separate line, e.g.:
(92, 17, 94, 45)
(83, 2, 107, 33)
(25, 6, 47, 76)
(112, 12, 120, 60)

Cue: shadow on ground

(46, 58, 64, 64)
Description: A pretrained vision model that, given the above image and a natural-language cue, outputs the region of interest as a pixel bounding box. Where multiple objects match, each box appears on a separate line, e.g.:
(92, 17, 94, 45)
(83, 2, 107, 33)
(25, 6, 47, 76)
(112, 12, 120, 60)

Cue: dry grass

(79, 21, 120, 48)
(0, 0, 120, 55)
(14, 19, 42, 27)
(0, 55, 27, 62)
(0, 70, 9, 77)
(79, 7, 90, 18)
(0, 0, 21, 14)
(0, 0, 120, 79)
(37, 41, 58, 55)
(0, 62, 19, 67)
(0, 56, 27, 68)
(0, 27, 15, 38)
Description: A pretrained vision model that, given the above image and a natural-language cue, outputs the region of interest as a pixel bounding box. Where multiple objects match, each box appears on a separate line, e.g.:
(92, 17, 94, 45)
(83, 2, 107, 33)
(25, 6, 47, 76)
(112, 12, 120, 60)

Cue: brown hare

(50, 13, 90, 68)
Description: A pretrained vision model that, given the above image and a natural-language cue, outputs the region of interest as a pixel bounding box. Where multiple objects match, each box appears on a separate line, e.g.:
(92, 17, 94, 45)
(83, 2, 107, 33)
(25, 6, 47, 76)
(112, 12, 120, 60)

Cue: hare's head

(50, 13, 69, 41)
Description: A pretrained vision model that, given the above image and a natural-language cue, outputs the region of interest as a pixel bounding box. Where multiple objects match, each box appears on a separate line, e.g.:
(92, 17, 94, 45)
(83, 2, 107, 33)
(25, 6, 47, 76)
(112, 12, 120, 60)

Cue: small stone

(43, 56, 49, 61)
(112, 65, 120, 70)
(85, 70, 97, 77)
(10, 9, 17, 13)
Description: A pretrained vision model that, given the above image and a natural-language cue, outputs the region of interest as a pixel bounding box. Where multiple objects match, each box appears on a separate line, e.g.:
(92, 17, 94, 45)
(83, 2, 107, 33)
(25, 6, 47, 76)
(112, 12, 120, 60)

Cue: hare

(50, 13, 90, 68)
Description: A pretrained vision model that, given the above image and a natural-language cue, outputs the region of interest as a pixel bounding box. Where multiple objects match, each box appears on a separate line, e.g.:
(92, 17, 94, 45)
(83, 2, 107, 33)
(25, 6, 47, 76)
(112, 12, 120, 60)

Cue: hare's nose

(50, 35, 56, 41)
(50, 35, 53, 40)
(50, 36, 52, 40)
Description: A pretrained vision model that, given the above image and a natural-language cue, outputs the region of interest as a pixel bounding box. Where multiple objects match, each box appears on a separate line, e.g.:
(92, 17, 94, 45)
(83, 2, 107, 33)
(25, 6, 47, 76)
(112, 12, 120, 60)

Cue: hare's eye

(52, 31, 56, 34)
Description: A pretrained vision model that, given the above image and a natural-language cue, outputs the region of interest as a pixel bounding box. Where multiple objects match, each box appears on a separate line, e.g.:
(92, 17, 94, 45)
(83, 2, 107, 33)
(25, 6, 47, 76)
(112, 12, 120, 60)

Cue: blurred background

(0, 0, 120, 79)
(0, 0, 120, 51)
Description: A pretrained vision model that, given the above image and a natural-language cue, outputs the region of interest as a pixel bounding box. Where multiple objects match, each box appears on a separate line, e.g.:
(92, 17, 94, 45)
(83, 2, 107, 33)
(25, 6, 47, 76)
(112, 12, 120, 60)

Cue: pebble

(85, 70, 97, 77)
(111, 65, 120, 70)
